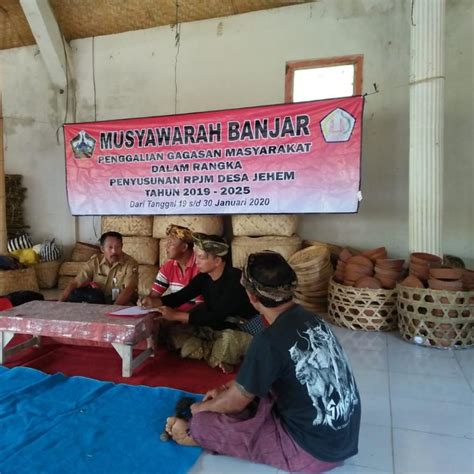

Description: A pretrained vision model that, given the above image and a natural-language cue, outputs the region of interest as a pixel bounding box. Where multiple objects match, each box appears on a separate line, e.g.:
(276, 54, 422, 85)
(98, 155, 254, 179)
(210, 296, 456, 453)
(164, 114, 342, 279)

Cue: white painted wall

(0, 0, 472, 265)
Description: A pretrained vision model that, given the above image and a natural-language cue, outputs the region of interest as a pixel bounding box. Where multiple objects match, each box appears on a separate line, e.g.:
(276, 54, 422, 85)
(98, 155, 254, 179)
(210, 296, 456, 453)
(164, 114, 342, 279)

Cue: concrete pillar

(409, 0, 445, 256)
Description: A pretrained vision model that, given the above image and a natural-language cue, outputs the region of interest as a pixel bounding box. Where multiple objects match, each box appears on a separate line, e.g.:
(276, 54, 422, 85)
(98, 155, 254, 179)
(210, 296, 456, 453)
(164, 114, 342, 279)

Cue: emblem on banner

(320, 108, 355, 143)
(70, 130, 96, 159)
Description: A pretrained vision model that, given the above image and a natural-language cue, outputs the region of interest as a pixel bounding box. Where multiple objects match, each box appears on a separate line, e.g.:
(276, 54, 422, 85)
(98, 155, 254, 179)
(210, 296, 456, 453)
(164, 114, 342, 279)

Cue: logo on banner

(320, 108, 355, 143)
(70, 130, 96, 159)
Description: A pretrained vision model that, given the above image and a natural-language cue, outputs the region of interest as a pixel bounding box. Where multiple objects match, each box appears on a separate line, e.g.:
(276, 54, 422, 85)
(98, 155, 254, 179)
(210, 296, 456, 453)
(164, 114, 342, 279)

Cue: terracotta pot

(343, 279, 356, 287)
(336, 260, 347, 271)
(374, 266, 403, 279)
(347, 255, 374, 269)
(410, 252, 442, 266)
(429, 267, 464, 281)
(339, 248, 353, 263)
(361, 247, 387, 259)
(354, 276, 382, 289)
(409, 262, 430, 280)
(345, 265, 373, 279)
(401, 275, 425, 288)
(428, 278, 463, 291)
(377, 275, 397, 289)
(375, 259, 405, 270)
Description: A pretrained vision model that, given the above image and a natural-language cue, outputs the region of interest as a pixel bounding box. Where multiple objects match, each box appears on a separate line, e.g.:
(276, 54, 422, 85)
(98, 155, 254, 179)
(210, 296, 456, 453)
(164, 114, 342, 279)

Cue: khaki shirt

(75, 253, 138, 297)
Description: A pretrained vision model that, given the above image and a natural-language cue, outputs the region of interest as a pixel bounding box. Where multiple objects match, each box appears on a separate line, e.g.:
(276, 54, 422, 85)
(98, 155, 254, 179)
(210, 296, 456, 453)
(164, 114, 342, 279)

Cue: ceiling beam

(19, 0, 69, 89)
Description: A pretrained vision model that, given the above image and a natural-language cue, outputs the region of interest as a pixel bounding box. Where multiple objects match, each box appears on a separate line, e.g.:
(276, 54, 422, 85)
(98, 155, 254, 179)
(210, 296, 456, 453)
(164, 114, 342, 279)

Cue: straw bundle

(138, 265, 159, 297)
(58, 275, 75, 290)
(34, 260, 62, 289)
(231, 235, 302, 269)
(397, 284, 474, 348)
(101, 216, 153, 236)
(289, 244, 333, 314)
(59, 261, 85, 277)
(123, 236, 159, 265)
(232, 214, 298, 237)
(0, 267, 39, 295)
(153, 215, 224, 238)
(71, 242, 100, 262)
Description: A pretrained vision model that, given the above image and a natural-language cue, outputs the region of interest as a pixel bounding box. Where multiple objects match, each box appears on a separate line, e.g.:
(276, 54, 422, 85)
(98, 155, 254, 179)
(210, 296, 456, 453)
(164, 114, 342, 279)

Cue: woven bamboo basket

(159, 238, 168, 266)
(231, 235, 302, 269)
(59, 261, 85, 277)
(328, 278, 398, 331)
(138, 265, 159, 297)
(71, 242, 100, 262)
(58, 275, 75, 290)
(232, 214, 298, 237)
(153, 215, 224, 238)
(0, 267, 39, 295)
(34, 260, 62, 289)
(123, 236, 159, 265)
(397, 285, 474, 349)
(101, 216, 153, 236)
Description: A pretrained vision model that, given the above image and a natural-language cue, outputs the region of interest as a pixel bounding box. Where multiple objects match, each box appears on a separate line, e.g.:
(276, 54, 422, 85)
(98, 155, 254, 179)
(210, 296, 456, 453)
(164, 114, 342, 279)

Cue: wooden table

(0, 301, 156, 377)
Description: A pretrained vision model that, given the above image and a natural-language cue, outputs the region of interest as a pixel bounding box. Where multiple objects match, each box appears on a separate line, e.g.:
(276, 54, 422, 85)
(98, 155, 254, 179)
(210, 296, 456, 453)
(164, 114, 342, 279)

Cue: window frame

(285, 55, 364, 103)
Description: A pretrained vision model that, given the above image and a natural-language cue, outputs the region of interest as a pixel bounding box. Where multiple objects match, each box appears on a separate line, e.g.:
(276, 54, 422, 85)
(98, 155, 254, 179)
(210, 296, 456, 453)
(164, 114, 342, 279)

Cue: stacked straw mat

(101, 216, 153, 236)
(71, 242, 100, 262)
(138, 265, 159, 297)
(232, 215, 298, 237)
(288, 244, 333, 314)
(122, 236, 159, 265)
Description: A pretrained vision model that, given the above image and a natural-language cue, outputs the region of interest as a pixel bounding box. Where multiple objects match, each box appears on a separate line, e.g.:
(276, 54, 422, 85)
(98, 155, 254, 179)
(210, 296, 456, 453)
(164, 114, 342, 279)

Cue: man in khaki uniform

(59, 231, 138, 305)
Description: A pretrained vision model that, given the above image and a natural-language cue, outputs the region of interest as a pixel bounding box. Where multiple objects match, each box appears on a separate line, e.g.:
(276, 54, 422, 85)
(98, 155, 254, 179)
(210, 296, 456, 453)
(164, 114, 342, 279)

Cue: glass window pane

(293, 64, 355, 102)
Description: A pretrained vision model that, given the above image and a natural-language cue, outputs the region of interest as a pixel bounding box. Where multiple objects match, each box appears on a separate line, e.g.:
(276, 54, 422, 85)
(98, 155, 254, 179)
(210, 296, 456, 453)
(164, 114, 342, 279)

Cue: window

(285, 55, 363, 103)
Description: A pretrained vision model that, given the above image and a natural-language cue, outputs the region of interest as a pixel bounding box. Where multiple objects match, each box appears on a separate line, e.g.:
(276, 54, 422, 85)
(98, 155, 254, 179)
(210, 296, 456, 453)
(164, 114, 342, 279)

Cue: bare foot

(218, 362, 234, 374)
(165, 417, 199, 446)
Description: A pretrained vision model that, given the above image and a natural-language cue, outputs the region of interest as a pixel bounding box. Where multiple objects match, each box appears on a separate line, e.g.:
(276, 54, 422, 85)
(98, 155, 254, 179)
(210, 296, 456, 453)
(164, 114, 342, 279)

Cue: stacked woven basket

(288, 243, 333, 314)
(230, 215, 302, 269)
(58, 242, 100, 290)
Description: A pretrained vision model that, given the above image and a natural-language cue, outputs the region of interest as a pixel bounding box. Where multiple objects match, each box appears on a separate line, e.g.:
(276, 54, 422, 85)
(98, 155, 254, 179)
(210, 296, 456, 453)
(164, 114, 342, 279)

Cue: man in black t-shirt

(165, 251, 361, 473)
(139, 233, 255, 371)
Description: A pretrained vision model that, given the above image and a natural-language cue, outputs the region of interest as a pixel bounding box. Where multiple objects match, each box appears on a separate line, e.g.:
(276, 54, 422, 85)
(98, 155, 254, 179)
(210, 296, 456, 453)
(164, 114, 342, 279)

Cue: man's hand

(158, 306, 189, 323)
(138, 295, 162, 309)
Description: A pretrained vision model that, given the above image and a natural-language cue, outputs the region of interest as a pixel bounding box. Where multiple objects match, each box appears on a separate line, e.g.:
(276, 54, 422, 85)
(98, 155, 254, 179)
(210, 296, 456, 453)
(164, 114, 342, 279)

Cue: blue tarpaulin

(0, 366, 202, 473)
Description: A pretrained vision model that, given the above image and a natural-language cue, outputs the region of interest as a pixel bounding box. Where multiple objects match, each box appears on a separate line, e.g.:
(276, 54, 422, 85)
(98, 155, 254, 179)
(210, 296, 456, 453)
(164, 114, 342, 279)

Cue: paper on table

(107, 306, 153, 317)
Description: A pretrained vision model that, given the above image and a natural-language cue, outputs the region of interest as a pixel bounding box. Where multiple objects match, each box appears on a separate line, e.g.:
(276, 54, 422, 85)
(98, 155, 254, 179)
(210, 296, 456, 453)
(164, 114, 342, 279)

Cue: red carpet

(4, 336, 234, 393)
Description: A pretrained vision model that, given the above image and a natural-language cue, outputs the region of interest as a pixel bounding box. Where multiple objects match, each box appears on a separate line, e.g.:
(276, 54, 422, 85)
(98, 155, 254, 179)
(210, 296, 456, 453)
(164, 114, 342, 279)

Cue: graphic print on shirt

(289, 323, 358, 430)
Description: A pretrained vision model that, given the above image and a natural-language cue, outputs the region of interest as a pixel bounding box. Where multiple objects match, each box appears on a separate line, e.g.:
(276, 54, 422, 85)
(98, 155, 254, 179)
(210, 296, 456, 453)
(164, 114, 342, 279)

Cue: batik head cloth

(166, 224, 194, 244)
(192, 232, 229, 257)
(241, 251, 297, 302)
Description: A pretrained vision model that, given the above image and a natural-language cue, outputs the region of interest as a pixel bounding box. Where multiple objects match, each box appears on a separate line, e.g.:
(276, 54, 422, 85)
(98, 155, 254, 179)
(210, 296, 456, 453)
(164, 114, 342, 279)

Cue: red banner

(64, 97, 363, 215)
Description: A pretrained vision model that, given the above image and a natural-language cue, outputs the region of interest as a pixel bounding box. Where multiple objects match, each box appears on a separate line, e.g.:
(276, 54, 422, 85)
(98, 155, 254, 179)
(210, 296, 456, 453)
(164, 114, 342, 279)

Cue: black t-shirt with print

(236, 304, 361, 463)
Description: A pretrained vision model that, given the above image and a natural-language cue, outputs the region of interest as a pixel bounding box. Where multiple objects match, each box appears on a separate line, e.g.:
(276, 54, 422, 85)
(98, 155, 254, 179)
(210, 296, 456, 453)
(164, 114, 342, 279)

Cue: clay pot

(347, 255, 374, 269)
(410, 262, 431, 280)
(343, 279, 356, 287)
(429, 267, 464, 281)
(345, 265, 373, 280)
(354, 276, 382, 289)
(401, 275, 425, 288)
(410, 252, 442, 266)
(428, 278, 463, 291)
(339, 248, 353, 263)
(462, 269, 474, 290)
(375, 259, 405, 270)
(377, 275, 397, 289)
(361, 247, 387, 261)
(374, 266, 403, 280)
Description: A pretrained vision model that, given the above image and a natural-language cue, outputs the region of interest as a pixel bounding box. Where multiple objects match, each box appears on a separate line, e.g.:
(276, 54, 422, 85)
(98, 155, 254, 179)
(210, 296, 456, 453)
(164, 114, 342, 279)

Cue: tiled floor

(190, 325, 474, 474)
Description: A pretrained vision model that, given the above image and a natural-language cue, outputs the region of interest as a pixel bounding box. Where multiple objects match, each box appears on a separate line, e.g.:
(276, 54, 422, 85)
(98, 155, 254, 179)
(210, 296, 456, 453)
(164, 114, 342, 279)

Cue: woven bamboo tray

(34, 260, 62, 289)
(328, 278, 398, 331)
(397, 285, 474, 349)
(231, 235, 302, 269)
(59, 261, 85, 277)
(0, 267, 39, 295)
(231, 214, 298, 237)
(58, 275, 75, 290)
(153, 215, 223, 238)
(71, 242, 100, 262)
(123, 236, 159, 265)
(101, 216, 153, 236)
(138, 265, 159, 297)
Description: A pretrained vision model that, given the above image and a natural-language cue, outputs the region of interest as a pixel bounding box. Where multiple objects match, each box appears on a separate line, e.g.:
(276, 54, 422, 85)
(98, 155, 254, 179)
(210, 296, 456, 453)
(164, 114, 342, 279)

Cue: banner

(64, 97, 363, 215)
